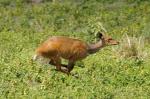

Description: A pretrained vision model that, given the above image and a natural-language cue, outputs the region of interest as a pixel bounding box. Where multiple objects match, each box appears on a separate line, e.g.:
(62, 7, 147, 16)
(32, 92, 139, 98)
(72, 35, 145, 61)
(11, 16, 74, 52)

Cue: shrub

(114, 34, 147, 60)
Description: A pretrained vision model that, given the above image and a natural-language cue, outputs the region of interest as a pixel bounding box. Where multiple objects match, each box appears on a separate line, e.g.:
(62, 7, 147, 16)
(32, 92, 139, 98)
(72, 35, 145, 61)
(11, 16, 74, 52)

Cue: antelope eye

(108, 38, 113, 40)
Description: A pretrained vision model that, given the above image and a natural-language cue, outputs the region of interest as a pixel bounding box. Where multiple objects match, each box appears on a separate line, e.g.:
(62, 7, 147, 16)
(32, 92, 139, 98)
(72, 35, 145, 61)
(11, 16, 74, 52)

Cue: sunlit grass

(0, 0, 150, 99)
(114, 34, 148, 60)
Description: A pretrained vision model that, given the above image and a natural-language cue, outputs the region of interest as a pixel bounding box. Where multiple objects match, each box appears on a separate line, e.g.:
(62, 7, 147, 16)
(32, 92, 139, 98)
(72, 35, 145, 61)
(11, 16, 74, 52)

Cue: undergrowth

(0, 0, 150, 99)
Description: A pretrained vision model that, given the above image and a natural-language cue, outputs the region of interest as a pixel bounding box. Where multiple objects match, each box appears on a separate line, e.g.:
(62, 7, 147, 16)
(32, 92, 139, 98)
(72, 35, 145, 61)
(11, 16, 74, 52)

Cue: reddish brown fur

(33, 34, 119, 75)
(36, 36, 89, 60)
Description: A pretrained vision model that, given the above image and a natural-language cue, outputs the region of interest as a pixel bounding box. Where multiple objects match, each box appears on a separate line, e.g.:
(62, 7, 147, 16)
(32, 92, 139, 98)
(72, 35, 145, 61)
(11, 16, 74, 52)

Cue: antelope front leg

(67, 60, 75, 72)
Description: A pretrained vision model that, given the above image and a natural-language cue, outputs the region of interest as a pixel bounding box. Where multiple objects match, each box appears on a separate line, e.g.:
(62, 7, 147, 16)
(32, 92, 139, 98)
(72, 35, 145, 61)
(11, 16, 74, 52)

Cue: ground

(0, 0, 150, 99)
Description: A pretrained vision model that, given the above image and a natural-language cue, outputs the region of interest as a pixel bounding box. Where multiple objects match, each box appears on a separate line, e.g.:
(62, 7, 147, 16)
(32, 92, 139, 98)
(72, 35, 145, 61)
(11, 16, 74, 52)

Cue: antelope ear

(97, 32, 103, 39)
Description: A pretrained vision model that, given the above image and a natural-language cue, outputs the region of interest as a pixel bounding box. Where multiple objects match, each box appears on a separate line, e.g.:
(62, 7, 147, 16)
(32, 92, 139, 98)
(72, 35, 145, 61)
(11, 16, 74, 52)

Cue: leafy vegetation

(0, 0, 150, 99)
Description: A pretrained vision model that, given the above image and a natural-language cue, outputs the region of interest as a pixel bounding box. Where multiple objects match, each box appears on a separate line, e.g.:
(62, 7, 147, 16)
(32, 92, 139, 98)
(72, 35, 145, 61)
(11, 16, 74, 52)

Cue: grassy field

(0, 0, 150, 99)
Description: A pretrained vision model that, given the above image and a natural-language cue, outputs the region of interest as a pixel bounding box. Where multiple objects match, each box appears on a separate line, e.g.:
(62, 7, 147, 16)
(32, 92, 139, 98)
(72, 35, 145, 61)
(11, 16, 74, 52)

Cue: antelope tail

(32, 54, 38, 61)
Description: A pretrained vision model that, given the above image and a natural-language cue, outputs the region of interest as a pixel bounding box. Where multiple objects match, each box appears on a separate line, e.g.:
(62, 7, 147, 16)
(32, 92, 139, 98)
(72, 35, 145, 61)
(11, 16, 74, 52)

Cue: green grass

(0, 0, 150, 99)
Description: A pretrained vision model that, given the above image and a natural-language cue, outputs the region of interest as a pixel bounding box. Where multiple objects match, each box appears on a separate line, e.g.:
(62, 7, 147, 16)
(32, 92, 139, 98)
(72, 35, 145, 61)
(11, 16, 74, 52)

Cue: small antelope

(33, 32, 119, 75)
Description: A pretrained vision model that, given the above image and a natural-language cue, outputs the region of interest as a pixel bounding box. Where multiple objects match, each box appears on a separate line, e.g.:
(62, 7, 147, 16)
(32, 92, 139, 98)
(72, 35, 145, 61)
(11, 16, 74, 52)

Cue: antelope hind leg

(49, 59, 68, 67)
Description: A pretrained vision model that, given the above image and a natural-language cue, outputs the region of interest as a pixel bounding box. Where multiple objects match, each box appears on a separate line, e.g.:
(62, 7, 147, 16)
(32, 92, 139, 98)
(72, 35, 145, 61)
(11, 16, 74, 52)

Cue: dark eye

(108, 38, 113, 40)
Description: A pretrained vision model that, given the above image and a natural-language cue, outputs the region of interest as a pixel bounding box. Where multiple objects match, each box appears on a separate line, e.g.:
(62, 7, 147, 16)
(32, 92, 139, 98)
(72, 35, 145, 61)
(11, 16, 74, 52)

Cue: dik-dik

(33, 33, 119, 75)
